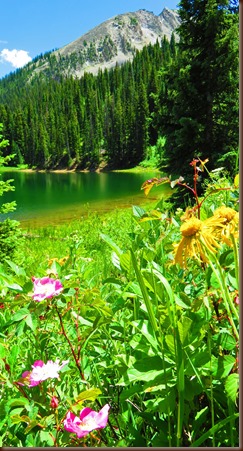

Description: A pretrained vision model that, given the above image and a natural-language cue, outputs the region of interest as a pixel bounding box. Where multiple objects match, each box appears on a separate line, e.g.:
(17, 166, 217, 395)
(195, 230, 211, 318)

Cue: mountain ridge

(29, 7, 180, 79)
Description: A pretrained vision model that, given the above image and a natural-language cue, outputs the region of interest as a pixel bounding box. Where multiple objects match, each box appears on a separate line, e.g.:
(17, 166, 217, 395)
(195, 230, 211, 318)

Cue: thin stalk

(176, 334, 185, 447)
(130, 249, 158, 333)
(227, 399, 235, 447)
(151, 265, 183, 446)
(133, 297, 140, 321)
(207, 329, 215, 447)
(55, 307, 85, 380)
(184, 349, 204, 388)
(149, 265, 172, 447)
(131, 256, 174, 445)
(200, 239, 239, 340)
(230, 233, 239, 292)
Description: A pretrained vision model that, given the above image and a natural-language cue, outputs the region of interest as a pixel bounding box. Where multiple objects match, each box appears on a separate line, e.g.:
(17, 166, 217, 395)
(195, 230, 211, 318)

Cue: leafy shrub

(0, 218, 23, 263)
(0, 123, 22, 263)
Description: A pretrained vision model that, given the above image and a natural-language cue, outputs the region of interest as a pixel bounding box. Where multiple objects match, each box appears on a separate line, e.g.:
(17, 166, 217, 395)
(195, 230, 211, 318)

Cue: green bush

(0, 123, 22, 263)
(0, 218, 23, 263)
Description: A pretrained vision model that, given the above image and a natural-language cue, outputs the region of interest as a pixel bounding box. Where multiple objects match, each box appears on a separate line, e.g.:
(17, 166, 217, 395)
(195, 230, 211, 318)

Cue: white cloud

(0, 48, 32, 68)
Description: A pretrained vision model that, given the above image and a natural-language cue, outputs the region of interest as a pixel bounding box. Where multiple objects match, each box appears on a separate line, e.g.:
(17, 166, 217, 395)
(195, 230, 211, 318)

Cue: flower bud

(50, 396, 59, 409)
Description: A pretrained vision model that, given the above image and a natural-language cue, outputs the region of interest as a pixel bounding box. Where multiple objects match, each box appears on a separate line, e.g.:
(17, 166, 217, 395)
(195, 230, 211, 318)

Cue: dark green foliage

(0, 124, 22, 262)
(156, 0, 239, 178)
(0, 218, 22, 263)
(0, 40, 175, 170)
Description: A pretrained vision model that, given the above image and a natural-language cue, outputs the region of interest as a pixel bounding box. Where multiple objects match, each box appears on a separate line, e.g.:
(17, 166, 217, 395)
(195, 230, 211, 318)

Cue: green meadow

(0, 160, 239, 447)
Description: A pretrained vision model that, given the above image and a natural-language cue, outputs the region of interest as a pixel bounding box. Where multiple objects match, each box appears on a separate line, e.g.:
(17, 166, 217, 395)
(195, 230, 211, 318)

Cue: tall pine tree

(158, 0, 239, 177)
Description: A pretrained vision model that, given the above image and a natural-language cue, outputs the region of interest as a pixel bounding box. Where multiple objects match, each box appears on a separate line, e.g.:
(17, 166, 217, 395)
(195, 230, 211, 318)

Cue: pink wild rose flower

(64, 404, 110, 438)
(32, 276, 63, 301)
(19, 359, 69, 387)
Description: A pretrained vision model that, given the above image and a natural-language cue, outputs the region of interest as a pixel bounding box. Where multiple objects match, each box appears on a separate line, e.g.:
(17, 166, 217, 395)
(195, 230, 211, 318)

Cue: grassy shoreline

(0, 164, 161, 174)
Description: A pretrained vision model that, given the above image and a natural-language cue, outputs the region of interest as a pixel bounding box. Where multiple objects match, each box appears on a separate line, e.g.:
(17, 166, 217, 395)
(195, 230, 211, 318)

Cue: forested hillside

(0, 37, 175, 170)
(0, 0, 239, 177)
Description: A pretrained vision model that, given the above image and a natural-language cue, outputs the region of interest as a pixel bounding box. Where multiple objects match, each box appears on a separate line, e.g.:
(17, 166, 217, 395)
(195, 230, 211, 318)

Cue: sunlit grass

(0, 163, 239, 447)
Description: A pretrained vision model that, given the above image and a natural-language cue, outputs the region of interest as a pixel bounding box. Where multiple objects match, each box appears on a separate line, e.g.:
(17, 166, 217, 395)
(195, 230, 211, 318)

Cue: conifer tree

(159, 0, 239, 177)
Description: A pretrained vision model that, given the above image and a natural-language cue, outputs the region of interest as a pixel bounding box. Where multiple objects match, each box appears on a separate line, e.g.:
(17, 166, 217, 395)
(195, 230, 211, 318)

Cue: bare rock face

(31, 8, 180, 79)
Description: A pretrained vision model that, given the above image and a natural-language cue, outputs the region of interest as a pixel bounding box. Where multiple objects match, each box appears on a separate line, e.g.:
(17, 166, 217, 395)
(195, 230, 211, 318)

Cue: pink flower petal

(64, 404, 110, 438)
(32, 277, 63, 301)
(32, 360, 44, 368)
(79, 407, 94, 420)
(19, 359, 69, 387)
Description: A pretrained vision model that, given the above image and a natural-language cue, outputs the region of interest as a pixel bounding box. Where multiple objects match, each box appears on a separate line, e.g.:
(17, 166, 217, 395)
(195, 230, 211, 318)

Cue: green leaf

(190, 413, 239, 447)
(120, 251, 132, 273)
(211, 355, 236, 378)
(76, 388, 102, 403)
(118, 356, 172, 385)
(132, 205, 146, 218)
(12, 308, 30, 322)
(10, 414, 30, 425)
(0, 343, 7, 358)
(130, 320, 158, 351)
(40, 414, 55, 428)
(234, 173, 239, 188)
(15, 320, 25, 336)
(226, 272, 237, 290)
(39, 431, 55, 446)
(25, 419, 40, 434)
(191, 407, 209, 440)
(25, 313, 38, 331)
(214, 330, 236, 351)
(7, 344, 19, 369)
(6, 260, 26, 277)
(225, 373, 239, 403)
(49, 260, 61, 277)
(111, 252, 121, 270)
(71, 311, 93, 326)
(186, 351, 211, 376)
(184, 377, 203, 401)
(178, 316, 192, 344)
(175, 293, 191, 309)
(119, 384, 145, 402)
(5, 282, 23, 292)
(165, 334, 175, 357)
(100, 233, 123, 256)
(130, 249, 158, 333)
(145, 387, 176, 413)
(210, 272, 221, 289)
(7, 398, 30, 408)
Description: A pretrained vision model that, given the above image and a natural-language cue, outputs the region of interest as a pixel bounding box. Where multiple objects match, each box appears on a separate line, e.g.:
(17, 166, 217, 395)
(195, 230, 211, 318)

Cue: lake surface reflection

(0, 170, 171, 227)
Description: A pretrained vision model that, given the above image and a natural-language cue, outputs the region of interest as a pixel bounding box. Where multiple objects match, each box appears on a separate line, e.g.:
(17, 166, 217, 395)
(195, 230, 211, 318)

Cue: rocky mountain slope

(31, 7, 180, 79)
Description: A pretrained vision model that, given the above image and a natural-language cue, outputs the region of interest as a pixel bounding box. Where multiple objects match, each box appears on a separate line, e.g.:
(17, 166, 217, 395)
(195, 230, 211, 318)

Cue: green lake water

(0, 170, 171, 227)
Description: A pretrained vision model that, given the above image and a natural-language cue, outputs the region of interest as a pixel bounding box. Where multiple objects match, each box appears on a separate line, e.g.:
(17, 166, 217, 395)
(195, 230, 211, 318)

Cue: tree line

(0, 0, 239, 178)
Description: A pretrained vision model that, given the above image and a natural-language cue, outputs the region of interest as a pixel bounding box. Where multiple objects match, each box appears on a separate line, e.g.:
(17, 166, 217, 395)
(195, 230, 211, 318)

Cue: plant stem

(200, 239, 239, 340)
(55, 307, 85, 380)
(230, 233, 239, 292)
(207, 328, 215, 447)
(175, 327, 184, 447)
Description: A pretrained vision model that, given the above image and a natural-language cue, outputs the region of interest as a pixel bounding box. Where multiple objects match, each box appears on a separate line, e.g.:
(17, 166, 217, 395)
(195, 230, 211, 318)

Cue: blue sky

(0, 0, 179, 79)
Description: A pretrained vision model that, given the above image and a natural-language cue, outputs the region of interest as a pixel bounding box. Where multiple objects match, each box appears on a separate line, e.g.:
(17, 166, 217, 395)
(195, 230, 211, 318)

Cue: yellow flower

(48, 256, 69, 267)
(180, 207, 195, 222)
(174, 216, 224, 268)
(213, 207, 239, 245)
(214, 206, 237, 223)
